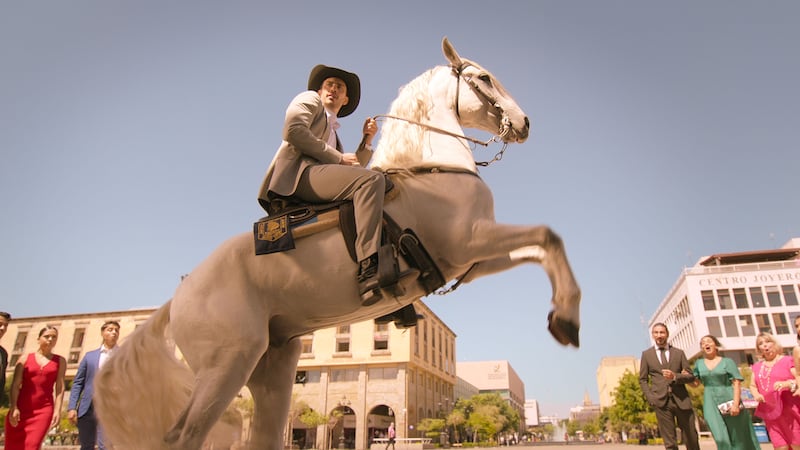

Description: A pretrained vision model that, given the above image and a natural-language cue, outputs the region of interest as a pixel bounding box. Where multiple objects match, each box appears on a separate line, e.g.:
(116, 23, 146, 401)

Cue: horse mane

(370, 67, 441, 170)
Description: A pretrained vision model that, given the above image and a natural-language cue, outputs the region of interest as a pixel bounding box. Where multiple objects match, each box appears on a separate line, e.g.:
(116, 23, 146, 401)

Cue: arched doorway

(367, 405, 395, 447)
(290, 407, 319, 449)
(330, 405, 356, 449)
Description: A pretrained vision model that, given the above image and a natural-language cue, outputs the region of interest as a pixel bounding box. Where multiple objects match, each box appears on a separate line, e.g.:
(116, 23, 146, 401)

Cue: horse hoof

(547, 310, 580, 348)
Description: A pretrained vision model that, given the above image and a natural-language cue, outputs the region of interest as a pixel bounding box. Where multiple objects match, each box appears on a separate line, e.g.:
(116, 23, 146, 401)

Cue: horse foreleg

(461, 223, 581, 346)
(164, 348, 264, 449)
(246, 338, 302, 450)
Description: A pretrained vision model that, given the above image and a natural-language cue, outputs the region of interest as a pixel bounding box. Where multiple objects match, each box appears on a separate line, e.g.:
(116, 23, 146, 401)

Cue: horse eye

(478, 73, 492, 84)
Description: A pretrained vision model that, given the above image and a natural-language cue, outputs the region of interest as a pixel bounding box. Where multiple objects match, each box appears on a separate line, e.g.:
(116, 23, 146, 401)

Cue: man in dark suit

(0, 311, 10, 403)
(639, 322, 699, 450)
(68, 320, 121, 450)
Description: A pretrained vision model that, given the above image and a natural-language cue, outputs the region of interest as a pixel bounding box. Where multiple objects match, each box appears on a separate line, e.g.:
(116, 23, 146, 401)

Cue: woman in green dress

(691, 334, 761, 450)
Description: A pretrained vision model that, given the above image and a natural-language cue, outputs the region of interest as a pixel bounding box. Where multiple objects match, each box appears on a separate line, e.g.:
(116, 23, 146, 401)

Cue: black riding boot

(358, 253, 382, 306)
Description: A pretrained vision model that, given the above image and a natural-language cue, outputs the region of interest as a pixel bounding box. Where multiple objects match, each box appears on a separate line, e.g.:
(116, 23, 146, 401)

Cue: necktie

(327, 117, 340, 149)
(659, 347, 667, 366)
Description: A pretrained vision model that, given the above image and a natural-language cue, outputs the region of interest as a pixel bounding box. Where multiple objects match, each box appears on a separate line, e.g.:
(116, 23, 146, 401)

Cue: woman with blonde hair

(750, 331, 800, 450)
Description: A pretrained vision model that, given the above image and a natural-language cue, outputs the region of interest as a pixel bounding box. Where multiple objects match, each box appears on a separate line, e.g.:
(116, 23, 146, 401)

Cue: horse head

(441, 37, 530, 145)
(373, 37, 530, 172)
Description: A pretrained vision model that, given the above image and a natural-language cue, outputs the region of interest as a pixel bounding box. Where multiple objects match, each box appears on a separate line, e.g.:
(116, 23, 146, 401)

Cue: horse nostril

(524, 117, 530, 130)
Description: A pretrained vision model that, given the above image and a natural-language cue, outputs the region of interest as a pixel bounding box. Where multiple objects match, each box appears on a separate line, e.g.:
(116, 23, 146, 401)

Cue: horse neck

(418, 110, 477, 172)
(372, 66, 478, 173)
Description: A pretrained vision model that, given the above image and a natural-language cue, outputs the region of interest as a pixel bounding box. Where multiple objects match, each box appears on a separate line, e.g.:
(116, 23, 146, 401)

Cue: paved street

(43, 441, 776, 450)
(514, 441, 774, 450)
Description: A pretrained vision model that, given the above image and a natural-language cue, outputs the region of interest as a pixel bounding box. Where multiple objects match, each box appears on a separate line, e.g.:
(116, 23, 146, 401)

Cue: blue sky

(2, 1, 798, 418)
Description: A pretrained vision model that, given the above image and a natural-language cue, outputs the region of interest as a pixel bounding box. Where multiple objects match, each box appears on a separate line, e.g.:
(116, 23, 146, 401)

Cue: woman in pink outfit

(750, 332, 800, 450)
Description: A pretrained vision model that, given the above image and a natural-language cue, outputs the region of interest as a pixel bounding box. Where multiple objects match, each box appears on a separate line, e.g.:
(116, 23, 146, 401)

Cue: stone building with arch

(2, 301, 457, 449)
(289, 300, 457, 449)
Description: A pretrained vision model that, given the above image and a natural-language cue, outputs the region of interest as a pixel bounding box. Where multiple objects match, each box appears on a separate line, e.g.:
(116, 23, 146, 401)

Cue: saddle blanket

(253, 214, 295, 255)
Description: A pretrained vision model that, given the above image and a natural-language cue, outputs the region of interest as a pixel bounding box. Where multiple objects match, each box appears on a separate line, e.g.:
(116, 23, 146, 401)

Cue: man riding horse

(257, 65, 388, 306)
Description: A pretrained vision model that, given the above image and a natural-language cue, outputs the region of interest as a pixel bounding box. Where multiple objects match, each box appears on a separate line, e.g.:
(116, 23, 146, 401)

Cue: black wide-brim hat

(307, 64, 360, 118)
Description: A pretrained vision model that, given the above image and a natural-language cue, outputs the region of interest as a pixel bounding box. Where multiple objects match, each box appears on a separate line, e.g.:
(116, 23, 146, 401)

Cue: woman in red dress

(4, 326, 66, 450)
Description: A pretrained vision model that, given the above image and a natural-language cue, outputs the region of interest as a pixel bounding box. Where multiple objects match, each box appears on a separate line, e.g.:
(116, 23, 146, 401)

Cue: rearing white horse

(94, 37, 581, 450)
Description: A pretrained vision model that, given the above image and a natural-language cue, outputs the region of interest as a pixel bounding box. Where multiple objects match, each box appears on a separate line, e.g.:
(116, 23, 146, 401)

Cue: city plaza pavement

(43, 442, 776, 450)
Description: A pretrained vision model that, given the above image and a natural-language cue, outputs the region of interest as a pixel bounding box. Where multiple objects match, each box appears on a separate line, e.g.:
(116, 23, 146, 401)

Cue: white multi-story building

(456, 360, 526, 435)
(648, 238, 800, 364)
(524, 399, 540, 427)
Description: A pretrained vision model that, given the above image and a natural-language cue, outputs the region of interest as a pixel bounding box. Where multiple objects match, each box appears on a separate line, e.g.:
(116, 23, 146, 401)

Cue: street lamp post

(337, 396, 351, 449)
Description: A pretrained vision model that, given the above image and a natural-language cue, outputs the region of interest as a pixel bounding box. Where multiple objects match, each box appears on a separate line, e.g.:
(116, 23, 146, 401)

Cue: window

(71, 328, 86, 348)
(301, 336, 313, 354)
(717, 289, 733, 310)
(773, 313, 790, 334)
(722, 316, 739, 337)
(765, 286, 782, 307)
(755, 314, 772, 334)
(69, 351, 81, 364)
(409, 369, 414, 384)
(706, 317, 722, 337)
(330, 368, 358, 382)
(13, 331, 28, 353)
(305, 370, 321, 383)
(374, 323, 389, 350)
(702, 290, 716, 310)
(369, 367, 398, 380)
(782, 285, 798, 306)
(739, 315, 755, 336)
(295, 371, 308, 384)
(733, 288, 749, 308)
(414, 326, 419, 356)
(750, 287, 765, 308)
(335, 325, 350, 354)
(336, 339, 350, 353)
(374, 338, 388, 351)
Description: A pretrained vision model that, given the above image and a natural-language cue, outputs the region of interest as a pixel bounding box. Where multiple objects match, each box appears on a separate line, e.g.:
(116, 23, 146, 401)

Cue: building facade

(595, 356, 639, 410)
(524, 399, 540, 427)
(1, 308, 155, 381)
(290, 301, 457, 449)
(568, 391, 600, 423)
(455, 360, 526, 435)
(1, 301, 457, 450)
(648, 238, 800, 364)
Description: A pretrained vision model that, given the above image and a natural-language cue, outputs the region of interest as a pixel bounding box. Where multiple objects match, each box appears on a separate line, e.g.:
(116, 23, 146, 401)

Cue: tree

(606, 370, 651, 435)
(299, 408, 329, 449)
(446, 408, 466, 443)
(450, 393, 520, 443)
(417, 418, 446, 439)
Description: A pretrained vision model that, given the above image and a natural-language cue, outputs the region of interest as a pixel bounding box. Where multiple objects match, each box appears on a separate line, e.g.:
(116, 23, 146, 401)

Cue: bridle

(451, 61, 512, 139)
(372, 63, 514, 167)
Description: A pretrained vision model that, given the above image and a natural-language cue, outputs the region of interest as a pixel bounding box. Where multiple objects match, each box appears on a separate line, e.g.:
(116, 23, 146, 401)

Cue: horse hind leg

(246, 338, 303, 450)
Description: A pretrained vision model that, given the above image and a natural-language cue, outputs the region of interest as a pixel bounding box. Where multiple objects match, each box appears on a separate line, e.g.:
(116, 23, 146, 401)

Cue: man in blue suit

(68, 320, 120, 450)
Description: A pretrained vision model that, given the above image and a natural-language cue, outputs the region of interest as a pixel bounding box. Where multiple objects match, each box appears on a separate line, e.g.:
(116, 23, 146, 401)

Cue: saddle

(253, 194, 446, 328)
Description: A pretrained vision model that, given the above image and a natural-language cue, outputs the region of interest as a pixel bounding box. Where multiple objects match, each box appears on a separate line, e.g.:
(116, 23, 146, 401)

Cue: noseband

(451, 62, 513, 142)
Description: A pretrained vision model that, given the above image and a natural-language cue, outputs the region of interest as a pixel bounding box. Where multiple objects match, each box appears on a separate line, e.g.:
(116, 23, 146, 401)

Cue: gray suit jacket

(639, 345, 695, 410)
(257, 90, 371, 212)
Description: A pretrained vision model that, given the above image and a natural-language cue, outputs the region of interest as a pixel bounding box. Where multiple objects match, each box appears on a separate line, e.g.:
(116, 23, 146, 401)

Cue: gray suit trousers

(295, 164, 385, 261)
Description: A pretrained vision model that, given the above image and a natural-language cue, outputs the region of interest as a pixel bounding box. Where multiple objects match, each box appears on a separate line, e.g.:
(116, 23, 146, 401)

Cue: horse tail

(94, 300, 193, 450)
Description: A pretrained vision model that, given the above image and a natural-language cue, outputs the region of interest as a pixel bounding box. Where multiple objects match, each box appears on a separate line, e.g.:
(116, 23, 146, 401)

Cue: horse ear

(442, 36, 462, 67)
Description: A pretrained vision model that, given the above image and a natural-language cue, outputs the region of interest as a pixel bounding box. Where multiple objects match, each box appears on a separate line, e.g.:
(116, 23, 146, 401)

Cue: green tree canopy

(605, 370, 650, 433)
